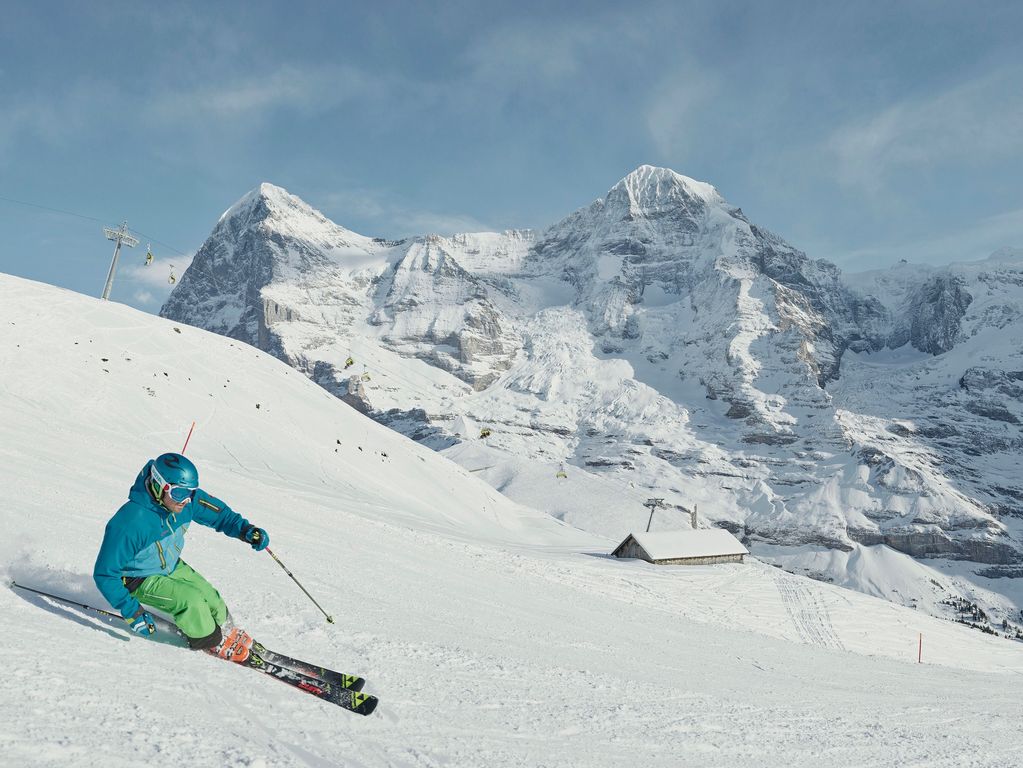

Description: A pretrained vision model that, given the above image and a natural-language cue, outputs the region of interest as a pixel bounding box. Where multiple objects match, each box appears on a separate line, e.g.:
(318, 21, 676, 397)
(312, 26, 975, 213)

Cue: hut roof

(616, 529, 748, 560)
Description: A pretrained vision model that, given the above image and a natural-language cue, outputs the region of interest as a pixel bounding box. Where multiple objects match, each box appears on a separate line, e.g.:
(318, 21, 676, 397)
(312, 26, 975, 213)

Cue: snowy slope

(4, 273, 1023, 767)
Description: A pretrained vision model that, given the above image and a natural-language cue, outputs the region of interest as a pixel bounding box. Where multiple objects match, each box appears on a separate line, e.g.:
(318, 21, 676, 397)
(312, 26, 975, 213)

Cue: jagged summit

(606, 165, 724, 215)
(162, 182, 387, 342)
(218, 181, 302, 223)
(215, 182, 376, 251)
(540, 165, 729, 239)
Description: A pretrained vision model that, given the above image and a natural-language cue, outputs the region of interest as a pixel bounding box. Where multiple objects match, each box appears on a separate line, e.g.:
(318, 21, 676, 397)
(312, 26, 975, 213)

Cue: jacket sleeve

(93, 514, 145, 619)
(190, 490, 251, 540)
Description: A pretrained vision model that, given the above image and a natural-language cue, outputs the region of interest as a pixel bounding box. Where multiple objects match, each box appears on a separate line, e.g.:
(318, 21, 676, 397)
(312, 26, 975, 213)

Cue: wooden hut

(612, 529, 748, 565)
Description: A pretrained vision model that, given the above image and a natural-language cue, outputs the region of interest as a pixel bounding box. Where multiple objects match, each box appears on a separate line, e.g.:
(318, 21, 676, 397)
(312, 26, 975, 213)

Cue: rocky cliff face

(370, 236, 523, 390)
(161, 171, 1023, 622)
(891, 273, 974, 354)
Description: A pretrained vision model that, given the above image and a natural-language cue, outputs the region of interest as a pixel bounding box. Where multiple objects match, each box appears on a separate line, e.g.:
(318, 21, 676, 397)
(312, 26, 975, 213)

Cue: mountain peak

(255, 181, 295, 205)
(214, 182, 374, 247)
(218, 182, 307, 225)
(610, 165, 723, 211)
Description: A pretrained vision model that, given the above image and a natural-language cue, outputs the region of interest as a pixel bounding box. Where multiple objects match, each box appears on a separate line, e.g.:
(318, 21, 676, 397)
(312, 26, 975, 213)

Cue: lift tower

(101, 221, 139, 300)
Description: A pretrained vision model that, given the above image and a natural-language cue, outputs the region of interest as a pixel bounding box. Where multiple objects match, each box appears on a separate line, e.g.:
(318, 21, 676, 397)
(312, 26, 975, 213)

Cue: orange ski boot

(206, 627, 254, 663)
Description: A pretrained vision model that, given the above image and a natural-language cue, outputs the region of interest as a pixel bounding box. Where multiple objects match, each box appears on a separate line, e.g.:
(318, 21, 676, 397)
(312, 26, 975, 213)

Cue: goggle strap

(150, 463, 168, 490)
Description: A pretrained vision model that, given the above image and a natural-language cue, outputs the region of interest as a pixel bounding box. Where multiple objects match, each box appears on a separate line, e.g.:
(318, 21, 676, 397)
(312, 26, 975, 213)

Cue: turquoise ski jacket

(93, 461, 252, 619)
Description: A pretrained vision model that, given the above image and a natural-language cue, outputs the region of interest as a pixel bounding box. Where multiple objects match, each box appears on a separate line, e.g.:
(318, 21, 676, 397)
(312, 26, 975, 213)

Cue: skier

(93, 452, 270, 654)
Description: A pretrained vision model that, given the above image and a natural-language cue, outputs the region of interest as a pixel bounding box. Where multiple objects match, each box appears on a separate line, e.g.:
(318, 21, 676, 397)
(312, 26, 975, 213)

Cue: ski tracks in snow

(771, 569, 845, 651)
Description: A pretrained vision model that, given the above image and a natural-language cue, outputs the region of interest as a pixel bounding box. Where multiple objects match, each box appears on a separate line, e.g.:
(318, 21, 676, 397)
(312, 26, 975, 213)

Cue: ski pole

(265, 548, 335, 624)
(11, 581, 121, 620)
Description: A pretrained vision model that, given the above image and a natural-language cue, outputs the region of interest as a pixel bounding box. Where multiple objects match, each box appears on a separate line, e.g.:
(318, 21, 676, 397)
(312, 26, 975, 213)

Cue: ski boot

(206, 626, 254, 663)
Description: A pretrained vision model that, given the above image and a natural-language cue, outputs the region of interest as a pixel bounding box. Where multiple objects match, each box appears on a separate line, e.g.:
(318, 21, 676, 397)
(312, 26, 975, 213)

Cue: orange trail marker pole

(181, 421, 196, 454)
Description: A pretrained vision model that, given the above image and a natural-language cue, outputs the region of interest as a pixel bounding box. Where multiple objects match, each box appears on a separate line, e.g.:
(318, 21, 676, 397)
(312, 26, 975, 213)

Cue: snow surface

(4, 272, 1023, 767)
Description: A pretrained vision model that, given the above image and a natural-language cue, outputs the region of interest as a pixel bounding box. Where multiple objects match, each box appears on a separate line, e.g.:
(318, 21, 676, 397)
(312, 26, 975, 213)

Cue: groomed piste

(2, 272, 1022, 767)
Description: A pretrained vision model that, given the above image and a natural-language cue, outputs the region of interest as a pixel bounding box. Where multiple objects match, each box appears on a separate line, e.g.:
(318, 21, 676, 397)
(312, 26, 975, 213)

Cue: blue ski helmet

(149, 453, 199, 501)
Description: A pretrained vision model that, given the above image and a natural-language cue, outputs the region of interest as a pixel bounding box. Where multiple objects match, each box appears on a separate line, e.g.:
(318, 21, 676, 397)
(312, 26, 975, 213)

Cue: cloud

(824, 205, 1023, 270)
(644, 72, 720, 160)
(323, 190, 387, 222)
(453, 13, 649, 116)
(146, 64, 382, 123)
(124, 251, 194, 289)
(324, 188, 491, 238)
(400, 210, 493, 237)
(463, 22, 594, 89)
(826, 68, 1023, 192)
(0, 79, 116, 154)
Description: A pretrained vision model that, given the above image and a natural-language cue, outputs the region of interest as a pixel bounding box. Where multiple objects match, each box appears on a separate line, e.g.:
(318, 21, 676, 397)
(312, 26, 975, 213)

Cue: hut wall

(615, 540, 649, 561)
(653, 554, 744, 566)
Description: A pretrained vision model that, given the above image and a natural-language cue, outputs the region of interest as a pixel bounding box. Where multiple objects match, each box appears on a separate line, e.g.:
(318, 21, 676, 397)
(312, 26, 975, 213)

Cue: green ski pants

(131, 560, 227, 640)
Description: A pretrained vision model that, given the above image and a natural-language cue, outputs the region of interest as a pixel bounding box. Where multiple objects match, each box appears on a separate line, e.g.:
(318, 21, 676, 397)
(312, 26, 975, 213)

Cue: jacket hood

(128, 460, 169, 518)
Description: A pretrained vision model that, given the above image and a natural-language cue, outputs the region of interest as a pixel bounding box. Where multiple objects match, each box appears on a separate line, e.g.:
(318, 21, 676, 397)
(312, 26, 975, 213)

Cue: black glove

(241, 525, 270, 551)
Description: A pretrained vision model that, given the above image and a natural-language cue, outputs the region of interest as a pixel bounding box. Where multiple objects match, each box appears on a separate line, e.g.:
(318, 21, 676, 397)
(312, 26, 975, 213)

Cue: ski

(12, 583, 375, 713)
(250, 639, 365, 692)
(210, 628, 378, 716)
(245, 650, 378, 715)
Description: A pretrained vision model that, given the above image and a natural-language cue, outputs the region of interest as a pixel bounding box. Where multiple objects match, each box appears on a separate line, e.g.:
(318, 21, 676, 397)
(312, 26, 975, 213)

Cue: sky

(1, 0, 1021, 311)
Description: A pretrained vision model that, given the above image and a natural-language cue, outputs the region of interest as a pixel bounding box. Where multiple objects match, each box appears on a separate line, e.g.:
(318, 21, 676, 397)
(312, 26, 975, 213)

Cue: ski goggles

(150, 464, 196, 503)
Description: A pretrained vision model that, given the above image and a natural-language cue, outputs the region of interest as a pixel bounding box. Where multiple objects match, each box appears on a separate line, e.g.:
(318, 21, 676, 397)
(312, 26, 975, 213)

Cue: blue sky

(1, 1, 1021, 310)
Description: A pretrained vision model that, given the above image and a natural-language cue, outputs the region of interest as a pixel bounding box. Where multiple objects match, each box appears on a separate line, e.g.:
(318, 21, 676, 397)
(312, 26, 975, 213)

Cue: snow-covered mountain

(5, 272, 1023, 766)
(161, 167, 1023, 625)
